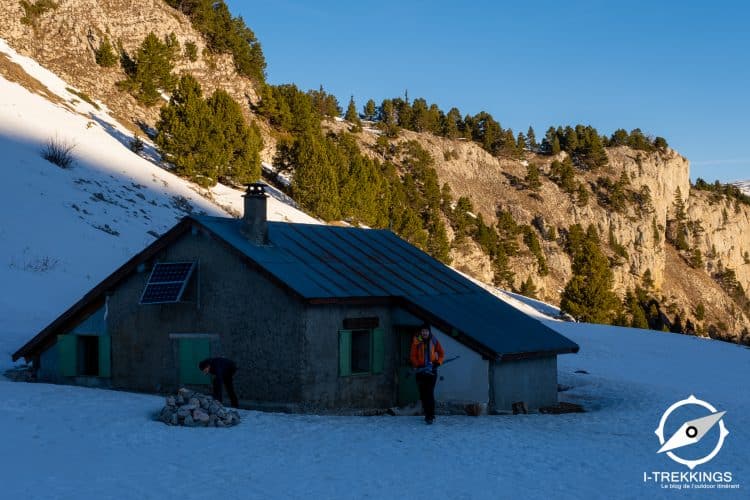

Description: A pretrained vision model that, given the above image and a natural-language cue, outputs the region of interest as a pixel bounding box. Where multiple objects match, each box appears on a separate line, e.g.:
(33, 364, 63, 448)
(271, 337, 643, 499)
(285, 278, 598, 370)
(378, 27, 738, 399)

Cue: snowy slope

(1, 38, 749, 500)
(734, 180, 750, 196)
(0, 38, 317, 359)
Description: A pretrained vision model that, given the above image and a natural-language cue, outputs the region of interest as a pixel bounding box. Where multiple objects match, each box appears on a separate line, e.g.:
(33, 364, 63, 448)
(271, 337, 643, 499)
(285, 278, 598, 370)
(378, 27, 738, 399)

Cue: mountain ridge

(1, 0, 748, 341)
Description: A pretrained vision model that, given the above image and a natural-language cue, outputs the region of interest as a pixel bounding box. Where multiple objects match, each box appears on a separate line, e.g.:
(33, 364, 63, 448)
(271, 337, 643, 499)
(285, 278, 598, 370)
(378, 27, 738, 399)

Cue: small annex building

(13, 184, 578, 412)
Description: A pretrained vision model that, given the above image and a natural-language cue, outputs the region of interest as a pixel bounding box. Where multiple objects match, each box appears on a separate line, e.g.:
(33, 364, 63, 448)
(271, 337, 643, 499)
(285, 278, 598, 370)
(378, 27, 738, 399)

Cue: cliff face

(329, 120, 750, 339)
(0, 0, 276, 159)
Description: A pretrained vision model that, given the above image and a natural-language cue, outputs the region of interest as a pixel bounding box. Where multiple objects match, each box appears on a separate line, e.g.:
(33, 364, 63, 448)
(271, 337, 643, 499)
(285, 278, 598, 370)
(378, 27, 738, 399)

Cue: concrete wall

(491, 356, 558, 411)
(104, 224, 305, 403)
(432, 326, 489, 404)
(302, 304, 396, 409)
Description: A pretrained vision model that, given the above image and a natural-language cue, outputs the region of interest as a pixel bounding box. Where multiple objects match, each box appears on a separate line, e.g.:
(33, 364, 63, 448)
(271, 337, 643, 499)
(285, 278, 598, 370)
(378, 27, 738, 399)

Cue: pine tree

(492, 246, 515, 288)
(560, 226, 619, 323)
(527, 126, 537, 151)
(205, 89, 262, 184)
(516, 132, 527, 152)
(363, 99, 377, 121)
(155, 74, 211, 180)
(576, 182, 589, 206)
(525, 163, 541, 191)
(155, 75, 262, 186)
(519, 276, 538, 298)
(344, 96, 362, 132)
(290, 131, 340, 221)
(95, 37, 118, 67)
(442, 107, 462, 139)
(117, 32, 176, 105)
(624, 289, 649, 329)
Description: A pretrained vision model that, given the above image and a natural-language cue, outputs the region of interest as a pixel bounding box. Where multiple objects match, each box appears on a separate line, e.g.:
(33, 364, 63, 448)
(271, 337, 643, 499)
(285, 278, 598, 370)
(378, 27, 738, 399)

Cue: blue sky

(227, 1, 749, 182)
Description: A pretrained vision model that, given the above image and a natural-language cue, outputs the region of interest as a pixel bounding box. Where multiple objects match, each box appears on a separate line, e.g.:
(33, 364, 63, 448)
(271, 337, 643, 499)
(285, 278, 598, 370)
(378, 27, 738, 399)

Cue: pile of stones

(157, 388, 240, 427)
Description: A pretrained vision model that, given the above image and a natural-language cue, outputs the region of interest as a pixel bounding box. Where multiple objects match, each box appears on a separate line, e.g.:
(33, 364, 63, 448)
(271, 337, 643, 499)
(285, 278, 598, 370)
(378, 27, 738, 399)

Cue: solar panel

(149, 262, 194, 283)
(139, 262, 195, 305)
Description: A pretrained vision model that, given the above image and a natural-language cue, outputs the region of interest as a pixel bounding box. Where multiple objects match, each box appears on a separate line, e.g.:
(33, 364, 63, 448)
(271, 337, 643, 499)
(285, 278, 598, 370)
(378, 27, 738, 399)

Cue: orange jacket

(410, 335, 445, 368)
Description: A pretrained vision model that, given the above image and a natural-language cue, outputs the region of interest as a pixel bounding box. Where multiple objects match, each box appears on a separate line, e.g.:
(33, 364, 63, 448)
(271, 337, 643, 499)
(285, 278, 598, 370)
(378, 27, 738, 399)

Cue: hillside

(1, 0, 748, 342)
(0, 38, 317, 351)
(0, 8, 749, 499)
(324, 119, 750, 341)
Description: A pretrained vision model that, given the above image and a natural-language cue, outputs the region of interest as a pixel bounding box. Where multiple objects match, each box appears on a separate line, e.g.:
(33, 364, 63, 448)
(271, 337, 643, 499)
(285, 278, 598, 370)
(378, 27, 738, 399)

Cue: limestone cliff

(325, 120, 750, 340)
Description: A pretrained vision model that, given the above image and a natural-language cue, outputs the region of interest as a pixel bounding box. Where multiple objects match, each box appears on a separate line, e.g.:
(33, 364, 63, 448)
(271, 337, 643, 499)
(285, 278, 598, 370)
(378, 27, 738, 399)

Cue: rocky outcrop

(335, 120, 749, 338)
(0, 0, 276, 160)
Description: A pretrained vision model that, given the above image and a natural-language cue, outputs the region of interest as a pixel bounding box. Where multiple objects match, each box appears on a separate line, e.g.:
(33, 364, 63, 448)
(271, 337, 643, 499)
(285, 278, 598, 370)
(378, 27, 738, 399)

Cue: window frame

(338, 327, 384, 377)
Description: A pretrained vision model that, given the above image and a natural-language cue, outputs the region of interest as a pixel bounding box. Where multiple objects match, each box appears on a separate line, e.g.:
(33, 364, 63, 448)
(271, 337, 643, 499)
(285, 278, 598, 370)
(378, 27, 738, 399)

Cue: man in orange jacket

(410, 323, 445, 424)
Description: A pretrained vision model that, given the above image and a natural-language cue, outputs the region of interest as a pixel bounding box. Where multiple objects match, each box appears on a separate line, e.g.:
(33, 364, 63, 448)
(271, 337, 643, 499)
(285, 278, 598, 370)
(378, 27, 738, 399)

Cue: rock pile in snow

(157, 388, 240, 427)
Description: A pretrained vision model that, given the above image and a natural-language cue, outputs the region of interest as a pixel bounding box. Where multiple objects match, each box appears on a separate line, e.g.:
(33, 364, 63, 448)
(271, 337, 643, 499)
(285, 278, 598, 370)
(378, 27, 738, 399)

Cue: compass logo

(655, 395, 729, 470)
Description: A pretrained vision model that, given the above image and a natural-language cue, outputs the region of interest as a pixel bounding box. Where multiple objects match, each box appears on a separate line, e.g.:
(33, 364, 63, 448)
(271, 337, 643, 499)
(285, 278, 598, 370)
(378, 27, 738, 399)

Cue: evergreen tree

(155, 74, 212, 180)
(205, 89, 263, 184)
(290, 131, 340, 221)
(624, 289, 649, 329)
(95, 37, 118, 67)
(117, 32, 176, 106)
(166, 0, 266, 83)
(155, 75, 262, 186)
(695, 302, 705, 321)
(560, 225, 619, 323)
(363, 99, 377, 121)
(378, 99, 399, 137)
(551, 135, 561, 155)
(525, 163, 541, 191)
(492, 245, 515, 288)
(344, 95, 362, 132)
(308, 85, 340, 118)
(442, 107, 462, 139)
(519, 276, 538, 298)
(670, 314, 684, 333)
(576, 182, 589, 206)
(527, 126, 537, 151)
(549, 158, 576, 193)
(516, 132, 526, 152)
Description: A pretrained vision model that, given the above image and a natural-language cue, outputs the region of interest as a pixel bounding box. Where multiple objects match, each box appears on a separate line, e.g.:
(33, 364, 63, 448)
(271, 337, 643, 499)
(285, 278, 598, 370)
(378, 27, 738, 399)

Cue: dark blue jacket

(202, 357, 237, 399)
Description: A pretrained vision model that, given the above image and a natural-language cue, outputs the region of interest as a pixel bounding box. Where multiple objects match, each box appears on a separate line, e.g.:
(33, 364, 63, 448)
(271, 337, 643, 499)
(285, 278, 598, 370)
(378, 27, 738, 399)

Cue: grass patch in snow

(41, 136, 75, 169)
(65, 87, 100, 110)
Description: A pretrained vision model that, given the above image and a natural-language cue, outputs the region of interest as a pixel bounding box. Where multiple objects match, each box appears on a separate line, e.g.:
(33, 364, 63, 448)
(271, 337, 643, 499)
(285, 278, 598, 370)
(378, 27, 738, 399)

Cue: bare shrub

(41, 137, 75, 169)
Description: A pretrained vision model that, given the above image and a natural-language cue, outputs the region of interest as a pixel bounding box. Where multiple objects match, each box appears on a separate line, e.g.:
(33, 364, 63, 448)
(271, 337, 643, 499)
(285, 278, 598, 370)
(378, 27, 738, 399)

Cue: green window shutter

(371, 328, 385, 374)
(98, 335, 111, 378)
(179, 338, 210, 385)
(57, 334, 77, 377)
(339, 330, 352, 377)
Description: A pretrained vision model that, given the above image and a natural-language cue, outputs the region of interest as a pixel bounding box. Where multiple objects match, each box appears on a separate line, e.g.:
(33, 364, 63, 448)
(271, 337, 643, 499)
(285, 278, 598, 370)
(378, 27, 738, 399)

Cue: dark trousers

(415, 371, 437, 420)
(213, 368, 239, 408)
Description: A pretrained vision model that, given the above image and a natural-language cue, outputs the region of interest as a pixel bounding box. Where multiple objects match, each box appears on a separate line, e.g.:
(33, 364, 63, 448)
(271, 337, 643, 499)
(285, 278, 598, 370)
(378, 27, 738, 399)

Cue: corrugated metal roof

(194, 216, 578, 358)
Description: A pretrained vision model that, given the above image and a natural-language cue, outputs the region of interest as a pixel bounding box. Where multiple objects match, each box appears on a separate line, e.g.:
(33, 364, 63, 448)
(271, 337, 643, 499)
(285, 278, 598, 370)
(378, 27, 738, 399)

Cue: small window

(57, 334, 111, 378)
(339, 328, 385, 377)
(78, 335, 99, 376)
(351, 330, 371, 374)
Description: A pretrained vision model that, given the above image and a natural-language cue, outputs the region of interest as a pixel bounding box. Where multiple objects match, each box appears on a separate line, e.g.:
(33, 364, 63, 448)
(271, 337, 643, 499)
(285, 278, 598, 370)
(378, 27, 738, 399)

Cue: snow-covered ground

(734, 180, 750, 196)
(0, 38, 748, 499)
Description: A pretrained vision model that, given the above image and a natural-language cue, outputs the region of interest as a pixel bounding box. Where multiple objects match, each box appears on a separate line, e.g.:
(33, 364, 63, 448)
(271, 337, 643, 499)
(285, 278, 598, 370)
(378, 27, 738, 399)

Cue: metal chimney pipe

(242, 183, 268, 245)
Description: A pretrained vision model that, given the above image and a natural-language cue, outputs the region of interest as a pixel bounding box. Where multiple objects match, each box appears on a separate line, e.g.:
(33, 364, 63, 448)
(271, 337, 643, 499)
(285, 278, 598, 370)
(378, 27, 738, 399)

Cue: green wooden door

(179, 338, 210, 385)
(98, 336, 111, 378)
(58, 334, 77, 377)
(397, 327, 419, 406)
